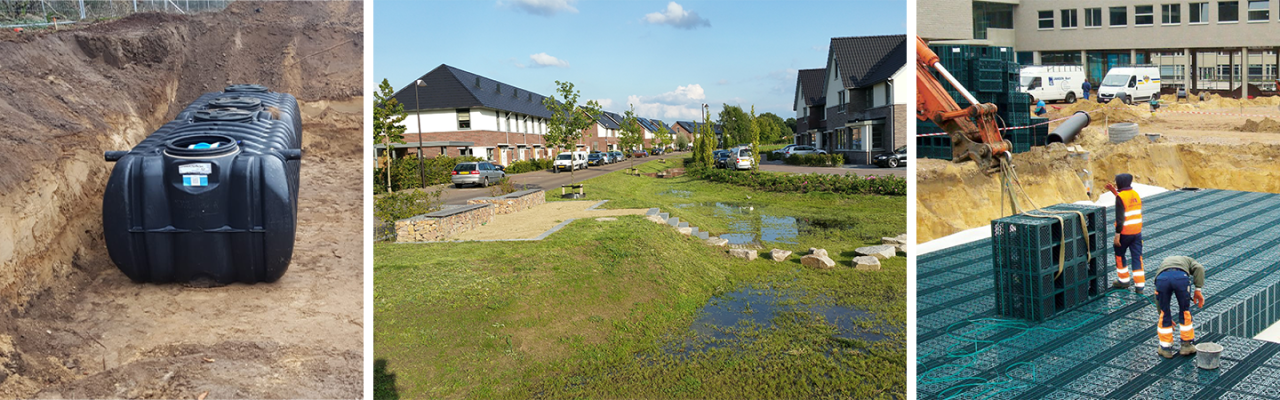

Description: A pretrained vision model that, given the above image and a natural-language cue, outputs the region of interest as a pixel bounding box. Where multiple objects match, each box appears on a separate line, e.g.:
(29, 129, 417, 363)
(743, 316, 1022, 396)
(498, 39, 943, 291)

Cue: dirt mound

(918, 139, 1280, 242)
(0, 1, 363, 397)
(1239, 118, 1280, 133)
(1050, 99, 1152, 123)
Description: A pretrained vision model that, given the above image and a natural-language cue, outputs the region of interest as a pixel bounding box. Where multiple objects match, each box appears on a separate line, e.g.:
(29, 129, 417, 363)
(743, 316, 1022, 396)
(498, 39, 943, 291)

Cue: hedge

(373, 155, 553, 193)
(685, 162, 905, 196)
(784, 153, 844, 167)
(374, 189, 442, 239)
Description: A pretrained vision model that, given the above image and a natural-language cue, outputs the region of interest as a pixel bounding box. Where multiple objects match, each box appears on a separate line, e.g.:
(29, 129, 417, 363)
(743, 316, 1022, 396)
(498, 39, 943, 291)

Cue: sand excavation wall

(0, 1, 362, 312)
(917, 136, 1280, 243)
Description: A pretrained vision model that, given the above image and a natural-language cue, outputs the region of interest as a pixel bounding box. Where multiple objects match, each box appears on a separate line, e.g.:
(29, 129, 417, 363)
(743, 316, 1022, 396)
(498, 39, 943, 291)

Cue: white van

(553, 151, 588, 173)
(1019, 65, 1087, 104)
(1096, 66, 1162, 104)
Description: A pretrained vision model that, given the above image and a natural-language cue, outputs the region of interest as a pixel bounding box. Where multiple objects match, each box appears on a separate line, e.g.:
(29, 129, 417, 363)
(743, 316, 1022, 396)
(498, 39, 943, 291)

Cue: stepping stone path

(729, 248, 758, 261)
(882, 233, 908, 253)
(801, 248, 836, 269)
(705, 237, 729, 247)
(769, 249, 792, 262)
(856, 245, 896, 260)
(853, 256, 881, 271)
(596, 217, 618, 222)
(801, 254, 836, 269)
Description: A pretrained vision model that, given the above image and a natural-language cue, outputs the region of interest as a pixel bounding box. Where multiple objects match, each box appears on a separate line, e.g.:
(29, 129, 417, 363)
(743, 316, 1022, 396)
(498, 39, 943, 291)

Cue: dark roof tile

(391, 64, 555, 118)
(829, 35, 906, 89)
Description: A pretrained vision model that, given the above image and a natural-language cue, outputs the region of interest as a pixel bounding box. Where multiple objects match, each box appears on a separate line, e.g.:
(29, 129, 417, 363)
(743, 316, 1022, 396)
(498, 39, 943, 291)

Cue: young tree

(675, 131, 690, 152)
(697, 108, 716, 167)
(542, 80, 602, 186)
(619, 104, 644, 172)
(748, 105, 761, 171)
(373, 78, 407, 192)
(717, 104, 751, 149)
(653, 122, 672, 153)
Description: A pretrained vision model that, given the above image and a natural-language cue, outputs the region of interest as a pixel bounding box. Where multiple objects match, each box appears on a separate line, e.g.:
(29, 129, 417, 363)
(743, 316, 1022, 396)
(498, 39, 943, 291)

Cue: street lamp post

(414, 80, 427, 188)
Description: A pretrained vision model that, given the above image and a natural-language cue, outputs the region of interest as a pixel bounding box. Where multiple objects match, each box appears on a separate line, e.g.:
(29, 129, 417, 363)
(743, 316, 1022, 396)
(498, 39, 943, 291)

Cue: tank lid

(224, 84, 269, 93)
(164, 134, 239, 158)
(193, 108, 257, 123)
(209, 96, 263, 110)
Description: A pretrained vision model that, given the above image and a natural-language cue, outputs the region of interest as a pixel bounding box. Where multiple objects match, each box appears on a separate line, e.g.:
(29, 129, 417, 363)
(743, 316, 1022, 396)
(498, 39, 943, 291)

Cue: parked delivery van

(1096, 66, 1161, 104)
(1019, 65, 1087, 104)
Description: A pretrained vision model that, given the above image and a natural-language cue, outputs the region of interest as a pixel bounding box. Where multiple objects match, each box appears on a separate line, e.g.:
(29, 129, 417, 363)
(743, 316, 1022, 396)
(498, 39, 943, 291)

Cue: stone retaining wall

(465, 189, 545, 215)
(395, 204, 495, 242)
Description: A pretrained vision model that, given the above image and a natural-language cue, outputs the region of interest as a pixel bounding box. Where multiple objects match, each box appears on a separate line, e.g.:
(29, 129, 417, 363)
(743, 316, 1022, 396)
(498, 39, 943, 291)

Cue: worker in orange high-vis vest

(1153, 256, 1206, 358)
(1106, 173, 1145, 293)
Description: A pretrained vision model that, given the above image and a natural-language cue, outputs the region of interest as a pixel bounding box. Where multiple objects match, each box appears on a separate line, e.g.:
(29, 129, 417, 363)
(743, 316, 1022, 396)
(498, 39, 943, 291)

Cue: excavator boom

(915, 37, 1010, 173)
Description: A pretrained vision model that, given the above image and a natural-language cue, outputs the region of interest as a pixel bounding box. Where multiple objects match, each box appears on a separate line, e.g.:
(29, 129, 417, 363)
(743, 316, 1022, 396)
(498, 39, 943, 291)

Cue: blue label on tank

(183, 175, 208, 187)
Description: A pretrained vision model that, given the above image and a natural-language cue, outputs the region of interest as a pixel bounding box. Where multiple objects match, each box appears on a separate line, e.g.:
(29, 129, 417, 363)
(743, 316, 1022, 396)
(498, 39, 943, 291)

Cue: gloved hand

(1194, 288, 1205, 308)
(1104, 183, 1119, 195)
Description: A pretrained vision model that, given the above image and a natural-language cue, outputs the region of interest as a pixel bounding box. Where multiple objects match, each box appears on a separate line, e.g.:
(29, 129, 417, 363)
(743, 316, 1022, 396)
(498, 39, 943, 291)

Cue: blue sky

(374, 0, 905, 121)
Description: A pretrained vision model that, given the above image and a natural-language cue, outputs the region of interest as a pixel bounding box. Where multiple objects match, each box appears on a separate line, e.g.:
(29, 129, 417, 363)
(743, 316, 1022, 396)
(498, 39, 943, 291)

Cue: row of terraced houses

(375, 64, 709, 166)
(793, 34, 910, 164)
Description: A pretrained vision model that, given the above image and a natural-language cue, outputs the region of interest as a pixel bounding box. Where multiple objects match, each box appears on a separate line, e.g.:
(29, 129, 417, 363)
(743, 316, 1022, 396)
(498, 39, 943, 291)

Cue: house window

(1190, 2, 1210, 22)
(1162, 4, 1181, 23)
(864, 89, 874, 108)
(1250, 64, 1264, 76)
(871, 123, 885, 150)
(456, 109, 471, 129)
(837, 91, 846, 112)
(1061, 9, 1078, 28)
(1039, 10, 1054, 29)
(1220, 1, 1240, 22)
(1110, 6, 1128, 26)
(1135, 5, 1154, 25)
(1085, 7, 1103, 27)
(1248, 0, 1269, 20)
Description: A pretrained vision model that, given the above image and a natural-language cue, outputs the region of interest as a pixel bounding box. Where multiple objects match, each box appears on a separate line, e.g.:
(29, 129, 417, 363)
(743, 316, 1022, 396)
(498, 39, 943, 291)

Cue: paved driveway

(437, 152, 685, 204)
(757, 160, 906, 177)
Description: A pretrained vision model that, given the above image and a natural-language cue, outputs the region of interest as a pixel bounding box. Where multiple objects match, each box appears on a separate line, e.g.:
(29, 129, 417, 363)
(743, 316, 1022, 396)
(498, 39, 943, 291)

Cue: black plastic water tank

(102, 86, 302, 284)
(176, 85, 302, 143)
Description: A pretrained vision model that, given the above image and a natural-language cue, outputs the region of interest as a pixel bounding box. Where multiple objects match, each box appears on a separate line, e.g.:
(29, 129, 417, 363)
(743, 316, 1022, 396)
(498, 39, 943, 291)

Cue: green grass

(375, 158, 905, 399)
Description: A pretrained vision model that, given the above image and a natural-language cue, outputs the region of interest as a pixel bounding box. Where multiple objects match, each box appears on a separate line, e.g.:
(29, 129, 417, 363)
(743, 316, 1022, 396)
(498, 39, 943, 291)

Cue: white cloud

(627, 96, 703, 120)
(593, 98, 614, 109)
(643, 2, 710, 30)
(529, 52, 570, 68)
(625, 83, 708, 120)
(500, 0, 578, 16)
(635, 83, 705, 105)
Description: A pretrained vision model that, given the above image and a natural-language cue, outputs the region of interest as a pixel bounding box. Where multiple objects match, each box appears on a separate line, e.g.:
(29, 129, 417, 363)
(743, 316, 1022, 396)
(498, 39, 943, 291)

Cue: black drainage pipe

(1048, 111, 1091, 144)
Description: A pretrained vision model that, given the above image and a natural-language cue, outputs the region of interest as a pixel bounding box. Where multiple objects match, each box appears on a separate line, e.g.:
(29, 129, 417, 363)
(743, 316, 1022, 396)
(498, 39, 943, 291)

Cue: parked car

(611, 151, 625, 162)
(713, 149, 732, 168)
(553, 151, 588, 173)
(729, 146, 755, 170)
(631, 150, 648, 158)
(874, 146, 907, 168)
(587, 152, 608, 166)
(781, 145, 827, 156)
(451, 161, 506, 188)
(772, 144, 798, 155)
(1097, 66, 1161, 104)
(650, 148, 664, 156)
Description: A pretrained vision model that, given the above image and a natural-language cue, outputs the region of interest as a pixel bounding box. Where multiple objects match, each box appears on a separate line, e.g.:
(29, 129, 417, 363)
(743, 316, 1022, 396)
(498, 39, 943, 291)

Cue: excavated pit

(0, 2, 363, 397)
(919, 96, 1280, 243)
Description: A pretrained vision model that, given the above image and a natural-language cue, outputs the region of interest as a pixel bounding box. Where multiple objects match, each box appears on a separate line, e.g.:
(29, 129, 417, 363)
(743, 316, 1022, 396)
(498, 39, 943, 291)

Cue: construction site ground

(918, 189, 1280, 399)
(918, 95, 1280, 243)
(450, 201, 648, 241)
(0, 2, 363, 398)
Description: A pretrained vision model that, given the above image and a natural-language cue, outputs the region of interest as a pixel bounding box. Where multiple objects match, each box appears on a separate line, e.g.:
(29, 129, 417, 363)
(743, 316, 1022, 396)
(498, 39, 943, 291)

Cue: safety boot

(1157, 346, 1175, 359)
(1111, 280, 1132, 290)
(1180, 342, 1197, 356)
(1133, 285, 1145, 295)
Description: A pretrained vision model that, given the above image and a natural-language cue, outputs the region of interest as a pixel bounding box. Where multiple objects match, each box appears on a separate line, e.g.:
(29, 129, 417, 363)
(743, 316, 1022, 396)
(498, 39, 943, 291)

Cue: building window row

(1046, 1, 1272, 30)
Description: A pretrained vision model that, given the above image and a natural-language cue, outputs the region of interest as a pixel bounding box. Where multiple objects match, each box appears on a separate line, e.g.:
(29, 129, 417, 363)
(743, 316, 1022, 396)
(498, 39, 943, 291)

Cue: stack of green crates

(990, 203, 1108, 321)
(920, 44, 1036, 160)
(1030, 117, 1051, 146)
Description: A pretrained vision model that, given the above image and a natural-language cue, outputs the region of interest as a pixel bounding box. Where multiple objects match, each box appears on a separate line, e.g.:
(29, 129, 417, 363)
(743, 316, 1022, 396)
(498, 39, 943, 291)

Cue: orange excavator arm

(916, 37, 1010, 173)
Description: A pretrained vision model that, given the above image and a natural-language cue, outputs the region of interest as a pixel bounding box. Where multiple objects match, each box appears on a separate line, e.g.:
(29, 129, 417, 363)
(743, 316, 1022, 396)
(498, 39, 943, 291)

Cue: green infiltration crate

(991, 203, 1108, 321)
